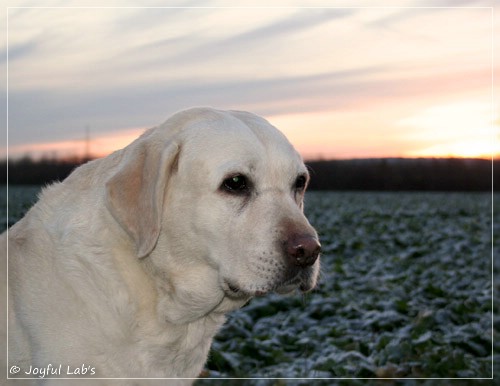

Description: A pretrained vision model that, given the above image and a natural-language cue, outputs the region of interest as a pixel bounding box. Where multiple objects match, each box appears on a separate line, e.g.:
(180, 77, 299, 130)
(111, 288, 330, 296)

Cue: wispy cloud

(1, 40, 38, 63)
(224, 8, 353, 43)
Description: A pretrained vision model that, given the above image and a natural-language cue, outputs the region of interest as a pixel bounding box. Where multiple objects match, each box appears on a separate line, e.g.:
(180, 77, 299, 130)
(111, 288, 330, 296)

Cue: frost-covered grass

(2, 187, 497, 383)
(201, 192, 497, 384)
(1, 185, 41, 230)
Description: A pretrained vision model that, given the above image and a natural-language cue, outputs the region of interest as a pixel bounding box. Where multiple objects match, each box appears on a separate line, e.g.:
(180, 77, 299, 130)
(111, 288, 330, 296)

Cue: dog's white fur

(0, 108, 320, 385)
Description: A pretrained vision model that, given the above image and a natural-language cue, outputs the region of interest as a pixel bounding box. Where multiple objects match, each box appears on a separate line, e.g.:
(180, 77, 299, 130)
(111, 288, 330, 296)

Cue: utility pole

(85, 125, 90, 161)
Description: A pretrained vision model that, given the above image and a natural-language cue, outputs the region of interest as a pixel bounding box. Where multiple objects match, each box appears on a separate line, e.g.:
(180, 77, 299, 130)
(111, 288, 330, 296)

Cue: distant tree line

(2, 157, 84, 186)
(307, 158, 497, 191)
(0, 156, 498, 191)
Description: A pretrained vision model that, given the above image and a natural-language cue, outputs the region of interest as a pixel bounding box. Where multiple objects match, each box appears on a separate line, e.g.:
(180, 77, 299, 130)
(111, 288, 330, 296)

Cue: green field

(2, 187, 498, 384)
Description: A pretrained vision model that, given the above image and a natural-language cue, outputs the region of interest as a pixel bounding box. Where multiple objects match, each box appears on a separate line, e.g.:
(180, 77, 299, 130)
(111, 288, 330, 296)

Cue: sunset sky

(2, 0, 499, 160)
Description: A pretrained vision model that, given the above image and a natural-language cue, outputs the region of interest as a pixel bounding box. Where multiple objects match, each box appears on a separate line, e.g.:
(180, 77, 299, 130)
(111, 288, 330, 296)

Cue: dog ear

(105, 136, 180, 258)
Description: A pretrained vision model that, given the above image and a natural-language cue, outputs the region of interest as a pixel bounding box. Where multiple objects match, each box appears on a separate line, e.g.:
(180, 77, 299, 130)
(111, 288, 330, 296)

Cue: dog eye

(222, 175, 249, 194)
(294, 175, 307, 190)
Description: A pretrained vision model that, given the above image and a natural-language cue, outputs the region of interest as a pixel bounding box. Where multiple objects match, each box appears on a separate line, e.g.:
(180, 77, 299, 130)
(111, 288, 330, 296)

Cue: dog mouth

(223, 273, 313, 299)
(222, 280, 254, 299)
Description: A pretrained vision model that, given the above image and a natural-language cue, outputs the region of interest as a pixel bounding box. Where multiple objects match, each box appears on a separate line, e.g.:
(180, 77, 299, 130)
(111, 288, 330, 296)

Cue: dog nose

(286, 234, 321, 267)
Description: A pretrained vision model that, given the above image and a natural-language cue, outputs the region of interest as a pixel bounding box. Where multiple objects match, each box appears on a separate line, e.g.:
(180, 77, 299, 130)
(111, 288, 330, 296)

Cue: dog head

(105, 108, 321, 321)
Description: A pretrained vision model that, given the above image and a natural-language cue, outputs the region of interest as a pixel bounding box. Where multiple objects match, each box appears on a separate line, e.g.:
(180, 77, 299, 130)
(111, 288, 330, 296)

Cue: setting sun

(398, 100, 498, 159)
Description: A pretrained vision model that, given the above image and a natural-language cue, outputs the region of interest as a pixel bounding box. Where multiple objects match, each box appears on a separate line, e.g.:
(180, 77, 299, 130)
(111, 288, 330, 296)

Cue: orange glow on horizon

(5, 99, 499, 162)
(7, 128, 147, 161)
(5, 124, 498, 162)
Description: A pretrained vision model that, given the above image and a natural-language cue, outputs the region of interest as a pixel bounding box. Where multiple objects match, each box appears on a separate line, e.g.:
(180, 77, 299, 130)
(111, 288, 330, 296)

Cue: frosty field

(2, 187, 498, 384)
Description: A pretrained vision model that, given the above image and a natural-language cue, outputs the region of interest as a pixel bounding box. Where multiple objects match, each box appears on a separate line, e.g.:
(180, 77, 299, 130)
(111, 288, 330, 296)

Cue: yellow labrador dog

(1, 108, 320, 385)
